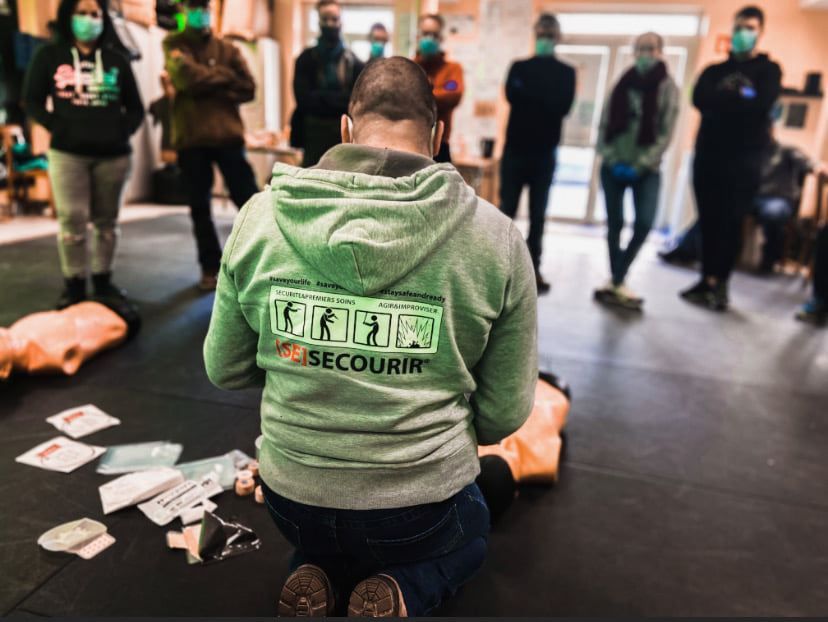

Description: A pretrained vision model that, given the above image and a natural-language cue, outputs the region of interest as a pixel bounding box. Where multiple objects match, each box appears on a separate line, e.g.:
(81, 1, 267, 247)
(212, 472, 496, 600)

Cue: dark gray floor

(1, 214, 826, 616)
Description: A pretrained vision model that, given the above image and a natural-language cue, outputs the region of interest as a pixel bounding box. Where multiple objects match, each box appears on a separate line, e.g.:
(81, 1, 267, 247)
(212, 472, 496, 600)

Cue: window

(556, 13, 703, 37)
(306, 5, 395, 61)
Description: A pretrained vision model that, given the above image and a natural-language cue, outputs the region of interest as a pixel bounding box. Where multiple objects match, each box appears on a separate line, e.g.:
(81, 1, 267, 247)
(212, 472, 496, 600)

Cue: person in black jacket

(291, 0, 364, 167)
(499, 13, 576, 294)
(22, 0, 143, 309)
(680, 5, 782, 311)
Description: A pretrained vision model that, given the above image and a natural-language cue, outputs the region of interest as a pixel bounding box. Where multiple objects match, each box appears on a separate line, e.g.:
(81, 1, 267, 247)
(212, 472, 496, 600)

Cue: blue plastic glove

(611, 163, 639, 182)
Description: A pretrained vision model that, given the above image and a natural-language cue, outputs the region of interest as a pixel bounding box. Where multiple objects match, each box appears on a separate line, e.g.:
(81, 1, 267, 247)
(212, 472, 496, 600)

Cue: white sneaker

(615, 283, 643, 304)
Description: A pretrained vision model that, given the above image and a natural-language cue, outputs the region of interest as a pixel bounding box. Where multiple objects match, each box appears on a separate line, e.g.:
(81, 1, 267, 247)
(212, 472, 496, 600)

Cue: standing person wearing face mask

(22, 0, 144, 309)
(368, 23, 389, 60)
(499, 13, 576, 294)
(680, 5, 782, 312)
(291, 0, 365, 168)
(413, 13, 464, 164)
(594, 32, 679, 310)
(163, 0, 259, 292)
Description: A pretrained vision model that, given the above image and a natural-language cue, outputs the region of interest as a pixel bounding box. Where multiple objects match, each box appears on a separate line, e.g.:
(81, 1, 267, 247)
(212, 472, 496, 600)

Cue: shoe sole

(278, 565, 333, 617)
(348, 576, 400, 617)
(680, 292, 727, 312)
(594, 290, 642, 311)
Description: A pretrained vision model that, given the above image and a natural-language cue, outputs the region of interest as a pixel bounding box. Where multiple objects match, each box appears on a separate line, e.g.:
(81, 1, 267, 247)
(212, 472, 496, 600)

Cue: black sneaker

(535, 273, 551, 295)
(680, 280, 728, 311)
(795, 299, 827, 326)
(92, 272, 128, 301)
(56, 276, 87, 310)
(278, 564, 334, 617)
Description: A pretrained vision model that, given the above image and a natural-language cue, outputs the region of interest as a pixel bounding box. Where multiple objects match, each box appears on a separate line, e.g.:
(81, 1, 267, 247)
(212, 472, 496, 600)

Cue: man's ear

(341, 114, 351, 144)
(432, 120, 445, 157)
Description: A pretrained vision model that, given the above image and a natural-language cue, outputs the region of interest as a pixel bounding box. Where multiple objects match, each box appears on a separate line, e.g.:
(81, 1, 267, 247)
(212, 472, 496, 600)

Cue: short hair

(349, 57, 437, 130)
(419, 13, 445, 30)
(635, 31, 664, 51)
(317, 0, 339, 11)
(536, 13, 560, 32)
(369, 22, 387, 33)
(735, 5, 765, 26)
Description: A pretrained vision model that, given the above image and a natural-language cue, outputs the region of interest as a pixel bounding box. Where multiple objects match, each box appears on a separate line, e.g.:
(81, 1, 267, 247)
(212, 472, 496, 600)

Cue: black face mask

(320, 26, 340, 43)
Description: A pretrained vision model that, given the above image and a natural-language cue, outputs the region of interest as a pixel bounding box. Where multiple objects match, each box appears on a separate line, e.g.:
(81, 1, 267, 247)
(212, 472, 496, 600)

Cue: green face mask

(186, 8, 211, 31)
(370, 41, 385, 59)
(635, 55, 657, 74)
(71, 15, 103, 43)
(535, 38, 555, 57)
(731, 28, 757, 54)
(418, 36, 439, 56)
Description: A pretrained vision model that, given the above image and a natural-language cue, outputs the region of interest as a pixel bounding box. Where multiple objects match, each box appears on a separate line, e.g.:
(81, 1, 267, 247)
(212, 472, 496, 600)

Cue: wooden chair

(1, 124, 54, 220)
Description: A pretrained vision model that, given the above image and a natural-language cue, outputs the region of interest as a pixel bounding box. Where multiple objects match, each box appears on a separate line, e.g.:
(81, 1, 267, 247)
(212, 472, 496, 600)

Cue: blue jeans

(262, 482, 490, 616)
(754, 196, 794, 270)
(601, 164, 661, 285)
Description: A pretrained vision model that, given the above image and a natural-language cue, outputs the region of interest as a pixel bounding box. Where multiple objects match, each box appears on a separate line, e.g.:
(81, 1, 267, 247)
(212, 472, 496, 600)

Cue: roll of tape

(235, 477, 255, 496)
(247, 460, 259, 478)
(236, 469, 253, 481)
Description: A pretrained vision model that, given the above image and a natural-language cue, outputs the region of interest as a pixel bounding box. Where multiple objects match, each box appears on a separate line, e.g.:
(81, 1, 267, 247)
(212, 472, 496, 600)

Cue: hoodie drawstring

(71, 46, 105, 95)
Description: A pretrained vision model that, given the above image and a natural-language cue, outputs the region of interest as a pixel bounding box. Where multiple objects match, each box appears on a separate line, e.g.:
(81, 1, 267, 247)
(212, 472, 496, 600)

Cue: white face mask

(347, 117, 438, 157)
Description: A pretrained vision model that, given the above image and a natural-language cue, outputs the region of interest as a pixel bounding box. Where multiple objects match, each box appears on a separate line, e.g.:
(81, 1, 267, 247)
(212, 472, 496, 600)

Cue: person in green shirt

(203, 57, 537, 617)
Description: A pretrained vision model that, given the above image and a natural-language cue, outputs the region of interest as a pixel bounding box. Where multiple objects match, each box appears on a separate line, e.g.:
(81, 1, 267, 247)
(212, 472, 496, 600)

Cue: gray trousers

(49, 149, 131, 278)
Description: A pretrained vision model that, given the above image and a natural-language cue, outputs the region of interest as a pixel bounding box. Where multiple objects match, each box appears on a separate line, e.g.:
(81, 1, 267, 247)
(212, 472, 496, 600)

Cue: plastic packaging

(198, 511, 261, 563)
(98, 467, 184, 514)
(96, 441, 182, 474)
(176, 453, 236, 490)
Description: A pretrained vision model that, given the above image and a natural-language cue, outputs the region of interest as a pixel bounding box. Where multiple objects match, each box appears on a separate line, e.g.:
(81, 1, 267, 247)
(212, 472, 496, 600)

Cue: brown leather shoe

(277, 564, 334, 617)
(348, 574, 406, 617)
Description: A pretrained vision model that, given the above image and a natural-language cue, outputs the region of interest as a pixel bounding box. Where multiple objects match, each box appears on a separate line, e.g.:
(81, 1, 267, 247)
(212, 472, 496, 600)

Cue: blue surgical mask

(370, 41, 385, 59)
(186, 8, 211, 31)
(731, 28, 757, 55)
(535, 37, 555, 56)
(635, 55, 657, 74)
(418, 36, 439, 57)
(71, 14, 103, 43)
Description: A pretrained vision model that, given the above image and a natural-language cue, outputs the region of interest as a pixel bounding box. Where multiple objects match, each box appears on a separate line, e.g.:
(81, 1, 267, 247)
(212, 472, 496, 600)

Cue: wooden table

(452, 156, 498, 204)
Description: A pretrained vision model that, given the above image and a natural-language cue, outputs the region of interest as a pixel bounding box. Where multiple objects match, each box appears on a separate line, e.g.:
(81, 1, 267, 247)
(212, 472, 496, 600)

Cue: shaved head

(349, 57, 437, 130)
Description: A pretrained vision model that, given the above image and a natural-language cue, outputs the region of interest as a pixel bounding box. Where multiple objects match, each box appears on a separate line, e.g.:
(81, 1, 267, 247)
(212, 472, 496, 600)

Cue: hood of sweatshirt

(270, 144, 477, 296)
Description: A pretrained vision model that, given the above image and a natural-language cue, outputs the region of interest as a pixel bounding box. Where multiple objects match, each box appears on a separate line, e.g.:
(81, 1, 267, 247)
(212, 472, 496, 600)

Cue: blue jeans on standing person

(262, 482, 490, 616)
(600, 163, 661, 285)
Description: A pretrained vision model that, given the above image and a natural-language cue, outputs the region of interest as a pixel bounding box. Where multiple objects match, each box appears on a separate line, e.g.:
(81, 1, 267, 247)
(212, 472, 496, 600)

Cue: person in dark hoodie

(22, 0, 143, 309)
(291, 0, 365, 168)
(499, 13, 576, 294)
(163, 0, 259, 292)
(680, 5, 782, 311)
(204, 57, 537, 617)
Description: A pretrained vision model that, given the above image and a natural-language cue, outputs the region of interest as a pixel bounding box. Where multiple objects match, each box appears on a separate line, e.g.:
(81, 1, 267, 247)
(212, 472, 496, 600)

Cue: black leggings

(693, 153, 762, 283)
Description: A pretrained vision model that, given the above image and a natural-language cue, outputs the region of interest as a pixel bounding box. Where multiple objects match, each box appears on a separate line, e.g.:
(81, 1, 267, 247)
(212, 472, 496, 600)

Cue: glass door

(549, 44, 611, 221)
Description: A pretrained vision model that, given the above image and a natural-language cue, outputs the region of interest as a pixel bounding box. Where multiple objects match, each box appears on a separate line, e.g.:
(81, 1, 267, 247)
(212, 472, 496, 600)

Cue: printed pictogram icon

(353, 311, 391, 347)
(396, 315, 435, 349)
(311, 306, 349, 343)
(273, 299, 306, 337)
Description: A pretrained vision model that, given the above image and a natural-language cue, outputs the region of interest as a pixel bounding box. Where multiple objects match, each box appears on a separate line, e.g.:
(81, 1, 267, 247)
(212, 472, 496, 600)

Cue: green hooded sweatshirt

(204, 144, 538, 510)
